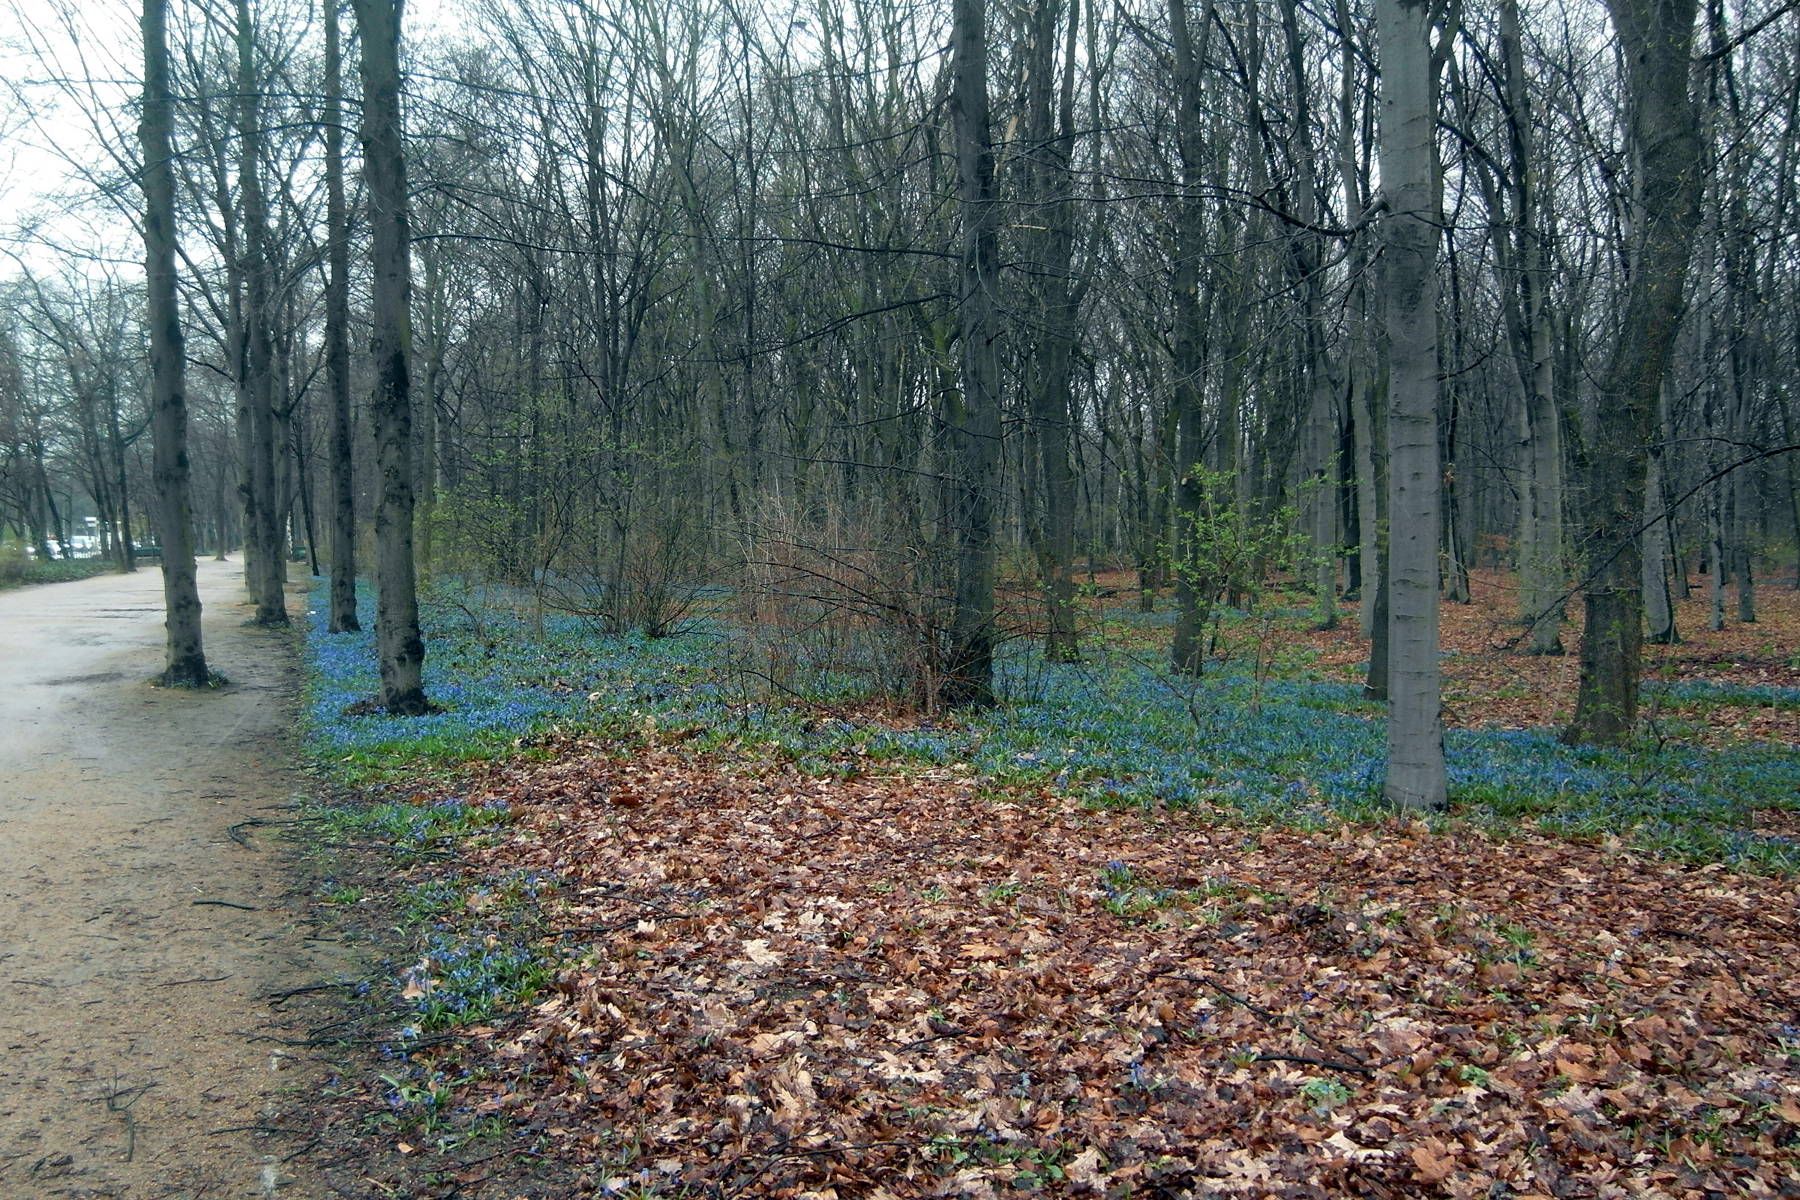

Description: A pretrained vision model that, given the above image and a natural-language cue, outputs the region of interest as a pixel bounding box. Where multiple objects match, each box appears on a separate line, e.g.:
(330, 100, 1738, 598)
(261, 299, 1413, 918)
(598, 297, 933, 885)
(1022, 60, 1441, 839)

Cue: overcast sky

(1, 0, 466, 280)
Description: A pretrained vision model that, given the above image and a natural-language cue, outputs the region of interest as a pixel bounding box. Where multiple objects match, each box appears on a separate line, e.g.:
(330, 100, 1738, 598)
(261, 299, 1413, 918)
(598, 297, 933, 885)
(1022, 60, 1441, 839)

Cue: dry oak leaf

(740, 938, 781, 966)
(1065, 1146, 1107, 1189)
(959, 942, 1009, 961)
(1410, 1139, 1457, 1183)
(1323, 1131, 1387, 1163)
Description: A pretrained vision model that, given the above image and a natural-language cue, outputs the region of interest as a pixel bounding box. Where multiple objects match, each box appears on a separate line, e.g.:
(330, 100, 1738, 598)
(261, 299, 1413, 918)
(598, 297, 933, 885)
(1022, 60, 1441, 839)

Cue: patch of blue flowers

(407, 933, 551, 1031)
(1643, 680, 1800, 711)
(303, 579, 735, 775)
(303, 579, 1800, 871)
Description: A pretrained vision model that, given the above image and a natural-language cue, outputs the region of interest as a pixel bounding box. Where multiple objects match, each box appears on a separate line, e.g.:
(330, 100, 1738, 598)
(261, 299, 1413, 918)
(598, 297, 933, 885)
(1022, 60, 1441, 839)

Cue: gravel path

(0, 559, 334, 1198)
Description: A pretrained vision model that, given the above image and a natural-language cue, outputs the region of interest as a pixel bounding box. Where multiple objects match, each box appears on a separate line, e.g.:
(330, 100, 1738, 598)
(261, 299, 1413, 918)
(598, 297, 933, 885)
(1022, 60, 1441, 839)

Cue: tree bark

(1019, 0, 1083, 664)
(140, 0, 209, 687)
(1167, 0, 1213, 676)
(324, 0, 360, 633)
(354, 0, 429, 714)
(236, 0, 287, 625)
(1376, 0, 1445, 812)
(1277, 0, 1339, 630)
(1643, 385, 1678, 643)
(1564, 0, 1704, 746)
(104, 383, 135, 571)
(940, 0, 1002, 707)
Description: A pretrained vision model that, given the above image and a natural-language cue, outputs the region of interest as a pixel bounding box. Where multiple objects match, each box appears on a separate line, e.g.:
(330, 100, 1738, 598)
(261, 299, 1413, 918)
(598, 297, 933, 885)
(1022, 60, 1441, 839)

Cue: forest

(2, 0, 1799, 1193)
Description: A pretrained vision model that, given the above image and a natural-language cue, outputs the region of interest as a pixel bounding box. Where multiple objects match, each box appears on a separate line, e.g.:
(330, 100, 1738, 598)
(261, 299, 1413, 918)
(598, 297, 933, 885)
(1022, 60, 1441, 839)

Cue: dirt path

(0, 559, 336, 1199)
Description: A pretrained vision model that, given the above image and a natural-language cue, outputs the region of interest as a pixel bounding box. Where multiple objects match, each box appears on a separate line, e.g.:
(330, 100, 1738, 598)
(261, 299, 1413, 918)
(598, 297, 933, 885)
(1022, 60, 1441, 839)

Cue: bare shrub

(733, 500, 951, 712)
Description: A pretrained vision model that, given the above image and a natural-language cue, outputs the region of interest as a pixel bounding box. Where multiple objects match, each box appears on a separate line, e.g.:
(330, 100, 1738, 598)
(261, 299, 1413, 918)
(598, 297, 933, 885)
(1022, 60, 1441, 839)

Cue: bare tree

(323, 0, 358, 633)
(942, 0, 1002, 707)
(1564, 0, 1705, 746)
(236, 0, 287, 624)
(140, 0, 208, 685)
(354, 0, 427, 714)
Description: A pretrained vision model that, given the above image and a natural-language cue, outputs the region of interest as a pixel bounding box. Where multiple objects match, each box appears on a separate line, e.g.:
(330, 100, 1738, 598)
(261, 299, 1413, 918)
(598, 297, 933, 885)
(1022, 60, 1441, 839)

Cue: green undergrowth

(296, 782, 557, 1156)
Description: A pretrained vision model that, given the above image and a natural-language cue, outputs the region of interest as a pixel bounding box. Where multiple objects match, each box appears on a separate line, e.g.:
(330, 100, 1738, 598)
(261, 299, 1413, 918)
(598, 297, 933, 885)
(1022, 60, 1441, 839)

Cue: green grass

(0, 552, 117, 591)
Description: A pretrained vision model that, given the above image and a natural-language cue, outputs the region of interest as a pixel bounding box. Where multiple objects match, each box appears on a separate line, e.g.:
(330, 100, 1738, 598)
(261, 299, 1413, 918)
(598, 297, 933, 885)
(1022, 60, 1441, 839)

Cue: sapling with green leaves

(1166, 464, 1308, 677)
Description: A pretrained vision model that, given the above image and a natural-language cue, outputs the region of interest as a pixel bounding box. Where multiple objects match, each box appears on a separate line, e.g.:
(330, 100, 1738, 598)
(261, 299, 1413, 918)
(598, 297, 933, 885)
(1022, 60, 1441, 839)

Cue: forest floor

(0, 559, 343, 1199)
(293, 570, 1800, 1198)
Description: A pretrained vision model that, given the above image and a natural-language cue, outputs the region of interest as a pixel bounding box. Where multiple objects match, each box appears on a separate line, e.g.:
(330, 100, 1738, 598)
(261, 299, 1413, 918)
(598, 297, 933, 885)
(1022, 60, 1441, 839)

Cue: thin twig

(1250, 1051, 1373, 1077)
(263, 982, 350, 1005)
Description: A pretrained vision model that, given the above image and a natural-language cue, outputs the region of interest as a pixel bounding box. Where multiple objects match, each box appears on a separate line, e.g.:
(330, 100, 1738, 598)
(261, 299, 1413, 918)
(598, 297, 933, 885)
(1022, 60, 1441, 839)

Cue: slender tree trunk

(1479, 0, 1565, 654)
(1643, 386, 1678, 642)
(1730, 373, 1758, 623)
(105, 388, 136, 571)
(1376, 0, 1445, 812)
(1167, 0, 1213, 675)
(324, 0, 359, 633)
(1020, 0, 1083, 664)
(1336, 0, 1381, 640)
(237, 0, 287, 625)
(1276, 0, 1339, 630)
(355, 0, 429, 714)
(419, 247, 442, 581)
(140, 0, 208, 686)
(940, 0, 1002, 707)
(1564, 0, 1704, 746)
(1708, 427, 1727, 629)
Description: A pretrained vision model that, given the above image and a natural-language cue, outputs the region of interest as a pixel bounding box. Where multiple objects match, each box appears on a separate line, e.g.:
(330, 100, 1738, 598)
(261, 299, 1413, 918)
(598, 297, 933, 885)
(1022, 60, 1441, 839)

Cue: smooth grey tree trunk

(1376, 0, 1445, 812)
(140, 0, 208, 687)
(1706, 371, 1727, 631)
(941, 0, 1002, 708)
(354, 0, 429, 715)
(1730, 369, 1758, 623)
(1458, 0, 1564, 654)
(324, 0, 359, 634)
(1335, 0, 1380, 640)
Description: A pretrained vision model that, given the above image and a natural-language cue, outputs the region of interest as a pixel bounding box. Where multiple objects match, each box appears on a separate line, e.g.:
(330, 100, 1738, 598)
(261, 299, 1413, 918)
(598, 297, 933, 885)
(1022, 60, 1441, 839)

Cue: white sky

(0, 0, 467, 280)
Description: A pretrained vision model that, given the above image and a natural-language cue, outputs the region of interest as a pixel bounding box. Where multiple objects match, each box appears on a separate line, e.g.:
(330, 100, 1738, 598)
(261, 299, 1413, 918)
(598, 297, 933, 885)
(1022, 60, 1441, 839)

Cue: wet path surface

(0, 561, 333, 1198)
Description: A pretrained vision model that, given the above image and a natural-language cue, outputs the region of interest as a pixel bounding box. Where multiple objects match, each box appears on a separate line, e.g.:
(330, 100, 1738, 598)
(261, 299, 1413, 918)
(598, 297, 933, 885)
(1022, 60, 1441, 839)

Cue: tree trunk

(1020, 0, 1083, 664)
(419, 246, 442, 582)
(1167, 0, 1213, 676)
(940, 0, 1002, 708)
(1643, 386, 1678, 643)
(1276, 0, 1339, 630)
(324, 0, 359, 633)
(1564, 0, 1704, 746)
(105, 386, 136, 571)
(355, 0, 429, 715)
(237, 0, 287, 625)
(1479, 0, 1565, 654)
(1376, 0, 1445, 812)
(140, 0, 208, 687)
